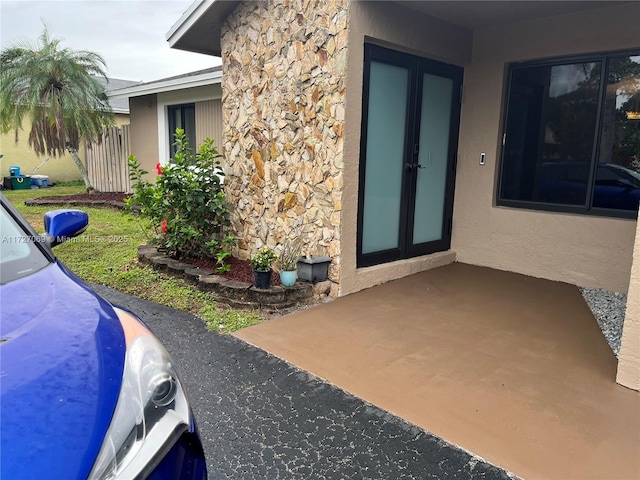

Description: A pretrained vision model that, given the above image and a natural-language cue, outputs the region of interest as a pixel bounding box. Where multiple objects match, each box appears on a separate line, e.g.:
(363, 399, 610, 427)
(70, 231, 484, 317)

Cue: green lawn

(2, 184, 263, 332)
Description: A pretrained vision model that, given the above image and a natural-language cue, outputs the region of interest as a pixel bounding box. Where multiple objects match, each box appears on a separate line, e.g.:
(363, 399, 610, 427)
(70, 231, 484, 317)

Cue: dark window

(168, 104, 196, 159)
(498, 52, 640, 216)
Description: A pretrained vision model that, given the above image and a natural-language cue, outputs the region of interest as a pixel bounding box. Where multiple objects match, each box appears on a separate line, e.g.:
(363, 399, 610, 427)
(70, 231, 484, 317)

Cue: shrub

(126, 129, 235, 271)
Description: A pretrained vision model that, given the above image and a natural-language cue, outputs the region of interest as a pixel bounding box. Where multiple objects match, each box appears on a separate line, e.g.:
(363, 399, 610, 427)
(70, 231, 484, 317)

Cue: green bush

(126, 129, 235, 271)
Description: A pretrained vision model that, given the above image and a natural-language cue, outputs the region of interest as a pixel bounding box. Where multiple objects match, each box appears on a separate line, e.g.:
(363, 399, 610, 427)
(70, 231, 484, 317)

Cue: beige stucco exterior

(617, 206, 640, 390)
(129, 94, 160, 177)
(0, 114, 128, 183)
(452, 2, 640, 294)
(337, 1, 640, 296)
(340, 1, 640, 391)
(341, 1, 472, 295)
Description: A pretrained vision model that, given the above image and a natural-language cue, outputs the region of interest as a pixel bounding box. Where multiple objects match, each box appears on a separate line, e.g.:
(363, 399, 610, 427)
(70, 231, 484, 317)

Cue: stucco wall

(340, 1, 472, 295)
(617, 205, 640, 390)
(129, 94, 159, 180)
(453, 2, 640, 293)
(0, 113, 128, 183)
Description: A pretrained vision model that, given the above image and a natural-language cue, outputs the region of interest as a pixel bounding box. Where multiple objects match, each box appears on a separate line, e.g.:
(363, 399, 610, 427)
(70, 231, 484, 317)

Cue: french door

(357, 44, 463, 267)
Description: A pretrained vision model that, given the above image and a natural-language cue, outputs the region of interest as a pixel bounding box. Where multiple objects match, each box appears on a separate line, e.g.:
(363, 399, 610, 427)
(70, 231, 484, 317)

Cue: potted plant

(251, 246, 278, 289)
(278, 238, 303, 287)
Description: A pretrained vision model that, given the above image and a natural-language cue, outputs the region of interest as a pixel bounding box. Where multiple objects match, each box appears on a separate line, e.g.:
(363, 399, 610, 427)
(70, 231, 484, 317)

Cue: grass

(2, 185, 263, 333)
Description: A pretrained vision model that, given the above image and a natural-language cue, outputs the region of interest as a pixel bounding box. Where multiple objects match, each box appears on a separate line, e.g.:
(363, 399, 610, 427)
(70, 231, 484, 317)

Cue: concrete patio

(234, 263, 640, 479)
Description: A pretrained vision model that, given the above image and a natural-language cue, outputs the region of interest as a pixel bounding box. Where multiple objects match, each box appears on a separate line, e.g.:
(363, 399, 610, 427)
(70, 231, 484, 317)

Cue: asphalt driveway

(91, 285, 513, 480)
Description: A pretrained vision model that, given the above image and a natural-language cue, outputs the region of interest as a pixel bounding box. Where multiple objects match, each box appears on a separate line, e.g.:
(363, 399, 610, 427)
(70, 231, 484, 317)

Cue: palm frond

(0, 25, 114, 156)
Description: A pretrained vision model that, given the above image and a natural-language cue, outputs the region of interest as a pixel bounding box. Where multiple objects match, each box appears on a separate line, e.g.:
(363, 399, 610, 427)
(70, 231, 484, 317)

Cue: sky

(0, 0, 220, 83)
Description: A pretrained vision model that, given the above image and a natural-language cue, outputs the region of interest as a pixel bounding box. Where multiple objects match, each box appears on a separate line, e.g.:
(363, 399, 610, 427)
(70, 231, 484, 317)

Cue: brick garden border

(138, 245, 313, 310)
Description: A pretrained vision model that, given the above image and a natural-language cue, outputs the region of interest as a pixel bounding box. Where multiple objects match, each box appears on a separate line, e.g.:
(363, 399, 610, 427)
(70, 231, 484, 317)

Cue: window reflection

(596, 55, 640, 210)
(501, 61, 600, 206)
(500, 53, 640, 214)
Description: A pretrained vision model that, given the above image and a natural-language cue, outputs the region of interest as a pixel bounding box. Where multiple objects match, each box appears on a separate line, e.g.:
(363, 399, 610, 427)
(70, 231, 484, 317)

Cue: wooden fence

(85, 125, 131, 192)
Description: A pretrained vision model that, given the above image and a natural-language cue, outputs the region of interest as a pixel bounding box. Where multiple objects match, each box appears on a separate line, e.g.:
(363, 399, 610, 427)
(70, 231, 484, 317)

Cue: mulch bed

(32, 191, 280, 286)
(182, 256, 282, 287)
(35, 192, 131, 202)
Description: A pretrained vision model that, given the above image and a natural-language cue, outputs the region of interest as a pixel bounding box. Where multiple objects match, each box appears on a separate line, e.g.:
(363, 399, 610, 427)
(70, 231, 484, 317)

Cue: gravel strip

(580, 287, 627, 357)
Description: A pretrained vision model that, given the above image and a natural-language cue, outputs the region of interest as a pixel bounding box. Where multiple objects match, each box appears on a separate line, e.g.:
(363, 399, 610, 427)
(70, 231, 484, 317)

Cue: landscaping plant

(0, 26, 114, 191)
(279, 238, 303, 271)
(251, 246, 278, 272)
(3, 186, 262, 333)
(127, 129, 235, 272)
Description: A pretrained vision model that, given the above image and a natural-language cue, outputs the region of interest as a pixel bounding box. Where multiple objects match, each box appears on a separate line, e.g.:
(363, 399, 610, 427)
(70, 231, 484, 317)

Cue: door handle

(405, 163, 425, 169)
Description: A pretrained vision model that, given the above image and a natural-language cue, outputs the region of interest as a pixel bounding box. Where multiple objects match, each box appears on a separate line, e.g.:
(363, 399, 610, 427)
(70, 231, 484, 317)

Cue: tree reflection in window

(500, 52, 640, 214)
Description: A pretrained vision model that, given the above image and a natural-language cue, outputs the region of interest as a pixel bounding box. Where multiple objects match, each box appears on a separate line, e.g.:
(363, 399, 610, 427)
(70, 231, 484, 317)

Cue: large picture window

(498, 52, 640, 217)
(168, 103, 196, 159)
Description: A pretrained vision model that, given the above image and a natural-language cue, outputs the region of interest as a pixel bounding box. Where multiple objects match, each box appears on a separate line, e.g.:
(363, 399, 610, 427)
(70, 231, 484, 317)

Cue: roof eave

(166, 0, 240, 57)
(106, 69, 223, 98)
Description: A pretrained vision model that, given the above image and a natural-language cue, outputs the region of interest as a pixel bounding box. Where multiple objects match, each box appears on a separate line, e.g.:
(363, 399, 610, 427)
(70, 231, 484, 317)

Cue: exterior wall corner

(617, 205, 640, 391)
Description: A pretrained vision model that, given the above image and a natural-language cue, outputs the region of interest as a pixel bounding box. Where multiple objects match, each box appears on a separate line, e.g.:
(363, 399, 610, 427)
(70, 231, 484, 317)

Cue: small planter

(253, 269, 272, 289)
(297, 256, 331, 283)
(279, 270, 297, 287)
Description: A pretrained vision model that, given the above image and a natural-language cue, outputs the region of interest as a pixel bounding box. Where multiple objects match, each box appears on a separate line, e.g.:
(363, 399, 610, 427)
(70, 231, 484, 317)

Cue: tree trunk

(66, 146, 95, 192)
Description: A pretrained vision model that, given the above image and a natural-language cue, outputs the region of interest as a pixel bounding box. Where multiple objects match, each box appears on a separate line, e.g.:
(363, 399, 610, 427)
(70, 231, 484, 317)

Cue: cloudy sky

(0, 0, 220, 83)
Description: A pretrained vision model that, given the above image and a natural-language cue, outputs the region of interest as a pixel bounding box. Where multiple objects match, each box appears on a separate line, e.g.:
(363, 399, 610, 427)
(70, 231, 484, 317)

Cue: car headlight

(89, 308, 190, 480)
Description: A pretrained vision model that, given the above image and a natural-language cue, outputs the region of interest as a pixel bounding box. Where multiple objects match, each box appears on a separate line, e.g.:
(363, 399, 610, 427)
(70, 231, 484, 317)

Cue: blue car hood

(1, 262, 125, 479)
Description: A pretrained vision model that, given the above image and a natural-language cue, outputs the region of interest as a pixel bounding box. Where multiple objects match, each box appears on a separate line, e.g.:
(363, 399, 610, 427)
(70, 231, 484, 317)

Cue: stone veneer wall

(220, 0, 349, 294)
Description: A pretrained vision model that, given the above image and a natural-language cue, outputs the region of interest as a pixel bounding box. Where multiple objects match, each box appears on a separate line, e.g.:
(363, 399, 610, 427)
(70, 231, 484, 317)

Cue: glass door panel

(357, 44, 462, 267)
(361, 61, 409, 254)
(412, 73, 453, 245)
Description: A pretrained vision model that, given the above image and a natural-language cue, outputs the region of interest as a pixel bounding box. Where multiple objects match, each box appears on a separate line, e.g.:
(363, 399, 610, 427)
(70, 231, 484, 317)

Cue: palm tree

(0, 27, 114, 191)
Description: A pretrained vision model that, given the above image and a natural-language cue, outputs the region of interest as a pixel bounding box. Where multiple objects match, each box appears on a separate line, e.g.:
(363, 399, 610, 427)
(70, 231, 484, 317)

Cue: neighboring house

(168, 0, 640, 390)
(0, 77, 138, 183)
(107, 67, 223, 177)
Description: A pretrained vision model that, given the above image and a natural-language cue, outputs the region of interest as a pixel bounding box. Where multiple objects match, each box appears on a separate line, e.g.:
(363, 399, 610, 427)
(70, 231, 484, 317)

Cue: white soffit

(166, 0, 239, 56)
